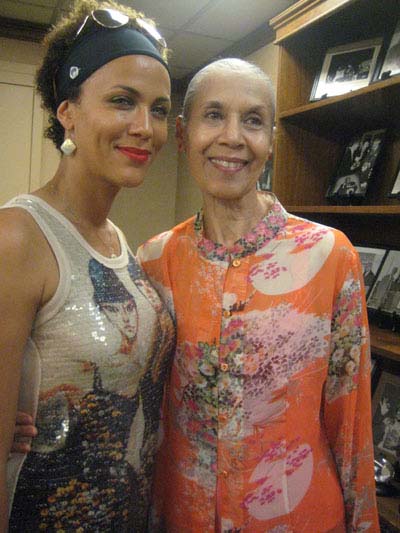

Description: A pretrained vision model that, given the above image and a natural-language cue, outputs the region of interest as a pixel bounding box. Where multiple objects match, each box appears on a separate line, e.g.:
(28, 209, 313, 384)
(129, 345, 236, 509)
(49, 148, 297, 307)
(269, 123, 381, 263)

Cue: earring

(60, 138, 76, 156)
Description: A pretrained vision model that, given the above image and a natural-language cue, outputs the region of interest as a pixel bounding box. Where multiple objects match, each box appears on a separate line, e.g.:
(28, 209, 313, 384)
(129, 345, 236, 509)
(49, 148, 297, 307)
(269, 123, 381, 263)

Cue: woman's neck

(202, 191, 274, 248)
(36, 160, 118, 228)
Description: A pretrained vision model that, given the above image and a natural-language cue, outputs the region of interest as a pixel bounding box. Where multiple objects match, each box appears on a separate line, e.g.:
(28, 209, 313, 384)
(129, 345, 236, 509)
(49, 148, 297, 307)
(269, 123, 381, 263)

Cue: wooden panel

(276, 42, 320, 112)
(287, 206, 400, 215)
(377, 496, 400, 530)
(271, 3, 400, 527)
(370, 325, 400, 363)
(279, 77, 400, 137)
(273, 122, 341, 205)
(286, 211, 400, 249)
(0, 82, 34, 204)
(270, 0, 355, 43)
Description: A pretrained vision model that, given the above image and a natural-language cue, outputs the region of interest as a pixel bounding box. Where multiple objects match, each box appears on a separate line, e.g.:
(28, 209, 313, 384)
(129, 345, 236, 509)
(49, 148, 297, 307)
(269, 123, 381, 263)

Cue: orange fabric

(138, 197, 379, 532)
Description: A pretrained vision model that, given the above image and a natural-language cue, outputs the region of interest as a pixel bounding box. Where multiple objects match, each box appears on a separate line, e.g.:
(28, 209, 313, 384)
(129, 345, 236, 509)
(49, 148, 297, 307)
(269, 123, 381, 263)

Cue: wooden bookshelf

(270, 1, 400, 528)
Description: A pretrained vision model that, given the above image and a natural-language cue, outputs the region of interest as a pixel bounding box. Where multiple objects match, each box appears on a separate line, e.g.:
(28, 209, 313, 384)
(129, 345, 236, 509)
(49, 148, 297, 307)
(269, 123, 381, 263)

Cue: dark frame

(326, 129, 386, 202)
(367, 250, 400, 313)
(257, 157, 273, 192)
(355, 245, 388, 298)
(378, 19, 400, 80)
(372, 370, 400, 464)
(310, 38, 382, 101)
(388, 159, 400, 198)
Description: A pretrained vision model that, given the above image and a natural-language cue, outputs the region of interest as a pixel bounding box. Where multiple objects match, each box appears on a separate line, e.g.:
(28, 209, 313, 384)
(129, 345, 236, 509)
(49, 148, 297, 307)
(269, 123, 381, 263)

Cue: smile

(117, 146, 151, 163)
(209, 157, 247, 171)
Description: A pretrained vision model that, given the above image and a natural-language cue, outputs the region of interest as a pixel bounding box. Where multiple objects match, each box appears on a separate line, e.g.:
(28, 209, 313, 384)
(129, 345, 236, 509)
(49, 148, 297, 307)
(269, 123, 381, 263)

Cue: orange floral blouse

(137, 195, 379, 533)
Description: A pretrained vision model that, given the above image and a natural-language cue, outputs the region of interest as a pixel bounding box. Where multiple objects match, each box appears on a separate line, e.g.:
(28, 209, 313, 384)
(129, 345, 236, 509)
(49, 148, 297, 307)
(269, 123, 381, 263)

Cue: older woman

(0, 1, 175, 531)
(138, 58, 379, 532)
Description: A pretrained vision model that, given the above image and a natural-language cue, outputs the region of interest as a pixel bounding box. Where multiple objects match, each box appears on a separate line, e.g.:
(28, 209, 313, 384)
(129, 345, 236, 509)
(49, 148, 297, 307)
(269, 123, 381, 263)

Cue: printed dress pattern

(6, 196, 175, 532)
(138, 194, 379, 533)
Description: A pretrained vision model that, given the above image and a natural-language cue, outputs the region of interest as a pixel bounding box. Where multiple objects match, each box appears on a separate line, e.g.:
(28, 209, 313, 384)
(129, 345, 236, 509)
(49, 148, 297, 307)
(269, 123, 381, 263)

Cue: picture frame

(355, 245, 388, 297)
(372, 370, 400, 464)
(367, 250, 400, 313)
(389, 159, 400, 198)
(326, 129, 386, 201)
(310, 38, 383, 101)
(378, 19, 400, 80)
(257, 157, 273, 192)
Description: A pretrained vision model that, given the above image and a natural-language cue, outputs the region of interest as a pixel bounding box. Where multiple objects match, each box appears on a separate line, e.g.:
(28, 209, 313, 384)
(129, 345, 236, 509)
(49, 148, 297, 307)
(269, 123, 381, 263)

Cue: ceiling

(0, 0, 297, 80)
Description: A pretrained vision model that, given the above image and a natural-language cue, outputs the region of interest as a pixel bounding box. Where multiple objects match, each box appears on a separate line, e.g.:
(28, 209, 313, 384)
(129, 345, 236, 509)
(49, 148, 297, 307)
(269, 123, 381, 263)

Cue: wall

(110, 121, 178, 250)
(0, 37, 178, 251)
(173, 40, 279, 224)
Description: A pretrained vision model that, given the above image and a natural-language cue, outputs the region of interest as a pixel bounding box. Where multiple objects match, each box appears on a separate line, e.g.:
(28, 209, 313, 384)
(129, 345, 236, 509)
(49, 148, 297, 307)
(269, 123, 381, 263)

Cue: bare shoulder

(0, 206, 40, 250)
(0, 207, 52, 302)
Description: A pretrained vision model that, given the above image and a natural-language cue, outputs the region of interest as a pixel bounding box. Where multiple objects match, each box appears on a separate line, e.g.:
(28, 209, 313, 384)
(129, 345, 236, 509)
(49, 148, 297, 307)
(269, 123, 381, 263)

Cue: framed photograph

(355, 246, 388, 297)
(378, 19, 400, 80)
(326, 129, 386, 200)
(372, 370, 400, 463)
(367, 250, 400, 312)
(389, 160, 400, 198)
(311, 38, 383, 101)
(257, 157, 273, 192)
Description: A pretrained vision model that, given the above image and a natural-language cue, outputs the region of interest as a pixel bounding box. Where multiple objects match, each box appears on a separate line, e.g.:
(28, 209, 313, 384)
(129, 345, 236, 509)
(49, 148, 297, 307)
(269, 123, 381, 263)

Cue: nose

(219, 114, 244, 147)
(128, 105, 152, 139)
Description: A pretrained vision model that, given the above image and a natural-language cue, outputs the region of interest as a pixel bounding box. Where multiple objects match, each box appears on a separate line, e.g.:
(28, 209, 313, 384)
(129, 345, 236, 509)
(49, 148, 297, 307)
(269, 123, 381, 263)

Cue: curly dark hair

(36, 0, 168, 151)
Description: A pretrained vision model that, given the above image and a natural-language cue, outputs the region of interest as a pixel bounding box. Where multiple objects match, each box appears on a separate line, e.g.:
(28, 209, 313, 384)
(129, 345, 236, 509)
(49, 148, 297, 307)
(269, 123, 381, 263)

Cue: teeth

(211, 158, 245, 169)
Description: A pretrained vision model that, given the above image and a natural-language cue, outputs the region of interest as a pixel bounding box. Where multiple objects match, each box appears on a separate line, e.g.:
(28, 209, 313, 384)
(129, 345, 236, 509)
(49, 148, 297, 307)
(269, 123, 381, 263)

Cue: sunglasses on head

(75, 8, 167, 52)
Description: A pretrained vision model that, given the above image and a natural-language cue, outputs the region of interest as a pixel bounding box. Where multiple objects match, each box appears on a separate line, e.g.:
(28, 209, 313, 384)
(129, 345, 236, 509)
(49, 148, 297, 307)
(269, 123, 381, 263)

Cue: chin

(118, 172, 146, 189)
(207, 184, 257, 202)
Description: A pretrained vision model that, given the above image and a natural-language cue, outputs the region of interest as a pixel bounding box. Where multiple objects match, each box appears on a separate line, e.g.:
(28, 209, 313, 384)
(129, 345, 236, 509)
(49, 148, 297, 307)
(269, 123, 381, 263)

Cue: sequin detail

(6, 196, 175, 532)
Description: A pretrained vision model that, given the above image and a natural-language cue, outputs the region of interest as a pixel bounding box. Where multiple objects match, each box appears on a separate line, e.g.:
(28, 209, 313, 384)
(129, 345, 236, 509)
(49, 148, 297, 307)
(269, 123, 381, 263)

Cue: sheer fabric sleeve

(323, 244, 379, 532)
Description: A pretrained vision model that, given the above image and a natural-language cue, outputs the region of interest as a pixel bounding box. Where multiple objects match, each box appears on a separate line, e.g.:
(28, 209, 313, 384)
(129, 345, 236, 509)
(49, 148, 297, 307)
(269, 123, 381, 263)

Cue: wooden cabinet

(270, 0, 400, 529)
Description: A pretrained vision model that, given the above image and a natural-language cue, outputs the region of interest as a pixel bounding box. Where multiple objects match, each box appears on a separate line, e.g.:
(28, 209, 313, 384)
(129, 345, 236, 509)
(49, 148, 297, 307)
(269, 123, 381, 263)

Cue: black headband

(55, 26, 170, 105)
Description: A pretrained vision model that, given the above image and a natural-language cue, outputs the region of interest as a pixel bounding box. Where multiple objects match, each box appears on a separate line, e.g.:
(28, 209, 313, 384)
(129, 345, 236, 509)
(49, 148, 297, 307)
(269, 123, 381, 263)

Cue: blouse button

(232, 258, 241, 267)
(220, 362, 229, 372)
(219, 469, 228, 478)
(223, 309, 232, 318)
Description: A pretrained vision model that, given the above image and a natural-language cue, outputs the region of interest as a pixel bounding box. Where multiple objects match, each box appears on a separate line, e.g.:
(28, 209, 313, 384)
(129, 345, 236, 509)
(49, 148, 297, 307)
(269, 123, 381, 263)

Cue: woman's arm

(323, 244, 379, 532)
(0, 209, 45, 531)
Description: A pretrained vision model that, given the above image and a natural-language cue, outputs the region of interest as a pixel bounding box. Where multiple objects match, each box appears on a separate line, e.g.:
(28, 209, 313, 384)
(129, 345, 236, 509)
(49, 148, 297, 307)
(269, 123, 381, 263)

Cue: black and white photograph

(257, 157, 273, 192)
(389, 160, 400, 198)
(367, 250, 400, 313)
(372, 371, 400, 462)
(355, 246, 387, 297)
(379, 19, 400, 80)
(311, 38, 382, 100)
(326, 129, 386, 200)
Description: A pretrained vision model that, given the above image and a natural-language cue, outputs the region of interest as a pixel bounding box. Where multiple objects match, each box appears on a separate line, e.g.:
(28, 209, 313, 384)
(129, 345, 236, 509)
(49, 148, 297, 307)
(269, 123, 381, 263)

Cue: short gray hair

(182, 58, 275, 126)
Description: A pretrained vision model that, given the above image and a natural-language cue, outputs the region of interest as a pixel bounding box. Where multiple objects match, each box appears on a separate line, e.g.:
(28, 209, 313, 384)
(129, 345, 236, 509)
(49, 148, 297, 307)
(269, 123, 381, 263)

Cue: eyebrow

(202, 101, 269, 113)
(111, 85, 171, 105)
(202, 101, 223, 109)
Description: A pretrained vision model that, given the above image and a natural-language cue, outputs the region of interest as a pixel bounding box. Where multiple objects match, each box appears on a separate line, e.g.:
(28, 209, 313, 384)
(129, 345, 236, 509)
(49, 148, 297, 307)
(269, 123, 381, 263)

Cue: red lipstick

(118, 146, 150, 163)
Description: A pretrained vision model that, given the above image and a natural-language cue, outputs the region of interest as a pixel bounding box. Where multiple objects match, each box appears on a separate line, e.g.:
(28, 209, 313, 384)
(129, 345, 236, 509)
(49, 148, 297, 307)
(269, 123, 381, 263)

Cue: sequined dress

(4, 195, 175, 532)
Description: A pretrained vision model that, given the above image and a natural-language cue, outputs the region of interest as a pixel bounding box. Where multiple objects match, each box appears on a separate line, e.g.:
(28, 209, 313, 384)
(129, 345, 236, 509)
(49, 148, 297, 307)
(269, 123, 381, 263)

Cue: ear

(175, 115, 186, 153)
(56, 99, 76, 132)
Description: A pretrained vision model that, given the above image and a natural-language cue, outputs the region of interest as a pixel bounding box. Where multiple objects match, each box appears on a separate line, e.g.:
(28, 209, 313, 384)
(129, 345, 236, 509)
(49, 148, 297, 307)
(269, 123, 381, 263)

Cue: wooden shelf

(370, 324, 400, 363)
(279, 76, 400, 138)
(378, 496, 400, 531)
(287, 205, 400, 215)
(270, 1, 400, 527)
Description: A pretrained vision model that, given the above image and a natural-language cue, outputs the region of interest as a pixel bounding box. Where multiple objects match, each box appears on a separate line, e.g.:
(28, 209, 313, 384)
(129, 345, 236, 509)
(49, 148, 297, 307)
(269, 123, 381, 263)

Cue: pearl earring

(60, 138, 76, 156)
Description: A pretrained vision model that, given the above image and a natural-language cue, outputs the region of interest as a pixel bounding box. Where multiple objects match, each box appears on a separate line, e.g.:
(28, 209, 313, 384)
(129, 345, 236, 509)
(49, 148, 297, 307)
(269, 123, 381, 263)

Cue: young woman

(0, 1, 175, 530)
(138, 58, 379, 532)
